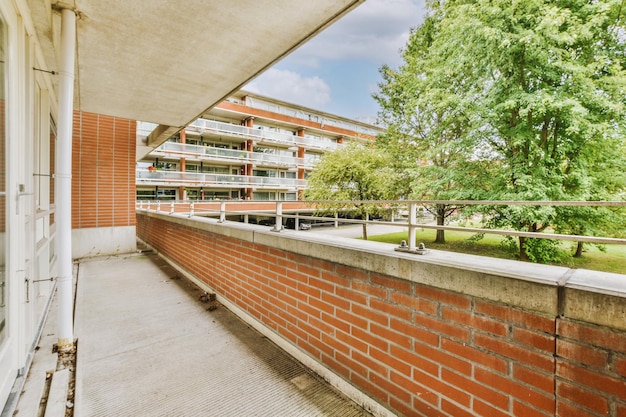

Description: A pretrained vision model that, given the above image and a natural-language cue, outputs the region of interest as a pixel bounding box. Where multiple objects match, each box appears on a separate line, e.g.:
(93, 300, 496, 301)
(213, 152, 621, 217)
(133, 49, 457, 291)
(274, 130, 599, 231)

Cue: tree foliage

(303, 142, 398, 239)
(376, 0, 626, 261)
(374, 14, 482, 243)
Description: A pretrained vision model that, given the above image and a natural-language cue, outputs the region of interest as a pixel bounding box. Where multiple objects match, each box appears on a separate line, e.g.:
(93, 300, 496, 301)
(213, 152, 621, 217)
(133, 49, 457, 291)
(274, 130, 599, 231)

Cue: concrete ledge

(564, 289, 626, 331)
(142, 211, 258, 242)
(43, 369, 68, 417)
(253, 224, 565, 315)
(563, 269, 626, 330)
(567, 269, 626, 298)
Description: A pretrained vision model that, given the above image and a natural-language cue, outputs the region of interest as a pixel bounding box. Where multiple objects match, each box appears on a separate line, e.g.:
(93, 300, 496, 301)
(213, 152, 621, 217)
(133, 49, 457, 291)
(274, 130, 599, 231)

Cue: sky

(245, 0, 427, 126)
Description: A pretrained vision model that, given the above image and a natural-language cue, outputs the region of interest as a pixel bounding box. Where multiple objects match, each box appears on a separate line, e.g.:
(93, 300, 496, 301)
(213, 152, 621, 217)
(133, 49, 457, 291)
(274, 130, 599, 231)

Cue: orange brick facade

(137, 213, 626, 417)
(72, 111, 136, 229)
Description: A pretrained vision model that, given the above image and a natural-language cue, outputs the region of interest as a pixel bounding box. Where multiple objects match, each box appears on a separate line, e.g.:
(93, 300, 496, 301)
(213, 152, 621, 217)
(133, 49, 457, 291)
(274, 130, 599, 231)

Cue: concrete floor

(70, 252, 372, 417)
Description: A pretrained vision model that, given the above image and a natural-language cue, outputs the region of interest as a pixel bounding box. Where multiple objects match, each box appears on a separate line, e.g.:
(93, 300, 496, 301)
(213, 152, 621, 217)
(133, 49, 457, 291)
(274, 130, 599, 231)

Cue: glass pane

(0, 18, 7, 346)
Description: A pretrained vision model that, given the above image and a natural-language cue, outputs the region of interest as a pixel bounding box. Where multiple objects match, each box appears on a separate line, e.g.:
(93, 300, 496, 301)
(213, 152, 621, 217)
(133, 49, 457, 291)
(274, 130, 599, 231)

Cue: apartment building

(136, 91, 383, 201)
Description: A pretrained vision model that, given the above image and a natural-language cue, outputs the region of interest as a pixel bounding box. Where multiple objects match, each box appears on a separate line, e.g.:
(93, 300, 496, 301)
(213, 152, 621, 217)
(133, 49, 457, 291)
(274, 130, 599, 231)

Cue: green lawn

(368, 229, 626, 275)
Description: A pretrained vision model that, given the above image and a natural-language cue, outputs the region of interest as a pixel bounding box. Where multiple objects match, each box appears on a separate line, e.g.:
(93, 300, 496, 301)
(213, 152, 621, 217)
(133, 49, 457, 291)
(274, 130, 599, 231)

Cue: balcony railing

(136, 199, 626, 253)
(187, 118, 340, 151)
(136, 169, 306, 189)
(240, 97, 382, 137)
(152, 142, 302, 168)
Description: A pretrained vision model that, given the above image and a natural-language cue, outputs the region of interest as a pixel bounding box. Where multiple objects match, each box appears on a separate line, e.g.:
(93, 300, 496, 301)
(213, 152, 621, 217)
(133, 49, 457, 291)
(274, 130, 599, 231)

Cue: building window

(253, 191, 275, 201)
(186, 189, 199, 200)
(253, 169, 276, 177)
(202, 166, 228, 174)
(155, 161, 176, 171)
(156, 189, 177, 200)
(305, 152, 322, 164)
(136, 188, 177, 200)
(204, 191, 230, 200)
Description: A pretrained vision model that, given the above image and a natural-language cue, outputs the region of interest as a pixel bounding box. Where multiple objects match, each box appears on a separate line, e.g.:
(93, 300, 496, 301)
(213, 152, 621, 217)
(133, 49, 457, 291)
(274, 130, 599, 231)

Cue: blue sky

(245, 0, 427, 125)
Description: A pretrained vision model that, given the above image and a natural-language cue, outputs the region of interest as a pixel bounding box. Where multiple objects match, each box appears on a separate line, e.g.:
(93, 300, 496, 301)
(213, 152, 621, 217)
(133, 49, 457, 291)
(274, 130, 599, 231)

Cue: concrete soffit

(30, 0, 365, 156)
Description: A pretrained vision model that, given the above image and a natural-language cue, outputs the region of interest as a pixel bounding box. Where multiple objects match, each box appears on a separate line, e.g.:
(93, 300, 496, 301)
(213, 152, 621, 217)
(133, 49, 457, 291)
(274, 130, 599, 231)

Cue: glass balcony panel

(249, 152, 297, 167)
(204, 147, 248, 160)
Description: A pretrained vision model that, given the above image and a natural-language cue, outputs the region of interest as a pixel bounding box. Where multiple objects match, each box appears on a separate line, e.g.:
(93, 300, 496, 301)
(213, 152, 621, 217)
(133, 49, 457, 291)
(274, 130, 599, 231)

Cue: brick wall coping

(140, 211, 626, 329)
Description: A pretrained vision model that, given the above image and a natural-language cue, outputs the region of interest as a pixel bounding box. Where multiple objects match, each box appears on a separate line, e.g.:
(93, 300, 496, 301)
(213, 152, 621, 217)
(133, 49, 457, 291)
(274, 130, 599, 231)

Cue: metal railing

(136, 169, 306, 189)
(136, 199, 626, 253)
(151, 141, 301, 167)
(239, 97, 382, 137)
(187, 118, 340, 151)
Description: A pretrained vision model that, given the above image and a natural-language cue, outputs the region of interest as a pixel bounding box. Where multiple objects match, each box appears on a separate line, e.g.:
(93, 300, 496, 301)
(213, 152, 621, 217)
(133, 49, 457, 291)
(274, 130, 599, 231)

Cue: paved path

(74, 252, 371, 417)
(309, 223, 408, 239)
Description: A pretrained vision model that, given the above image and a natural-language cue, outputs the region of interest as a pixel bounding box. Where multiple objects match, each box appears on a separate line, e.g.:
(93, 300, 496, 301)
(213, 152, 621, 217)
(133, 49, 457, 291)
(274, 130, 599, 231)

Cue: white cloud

(291, 0, 426, 67)
(245, 69, 331, 108)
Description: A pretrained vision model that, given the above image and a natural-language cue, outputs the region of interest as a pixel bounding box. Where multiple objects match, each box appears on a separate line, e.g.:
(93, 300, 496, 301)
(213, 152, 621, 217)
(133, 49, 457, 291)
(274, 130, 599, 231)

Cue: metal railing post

(408, 203, 417, 252)
(157, 200, 161, 212)
(219, 201, 226, 223)
(189, 202, 194, 217)
(272, 201, 283, 232)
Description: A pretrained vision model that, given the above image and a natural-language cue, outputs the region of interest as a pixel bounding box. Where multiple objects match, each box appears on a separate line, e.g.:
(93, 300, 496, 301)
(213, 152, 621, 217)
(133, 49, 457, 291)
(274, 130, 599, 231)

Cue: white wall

(72, 226, 137, 259)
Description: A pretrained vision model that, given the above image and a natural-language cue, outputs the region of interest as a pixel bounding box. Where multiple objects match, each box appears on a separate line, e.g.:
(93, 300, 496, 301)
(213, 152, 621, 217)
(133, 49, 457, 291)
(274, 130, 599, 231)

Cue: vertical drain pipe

(56, 7, 77, 352)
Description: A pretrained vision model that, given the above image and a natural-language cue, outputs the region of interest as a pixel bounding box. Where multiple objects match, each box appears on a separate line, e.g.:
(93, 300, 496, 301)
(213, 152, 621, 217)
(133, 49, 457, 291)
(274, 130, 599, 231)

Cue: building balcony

(151, 141, 302, 168)
(187, 118, 340, 151)
(136, 169, 306, 190)
(17, 200, 626, 417)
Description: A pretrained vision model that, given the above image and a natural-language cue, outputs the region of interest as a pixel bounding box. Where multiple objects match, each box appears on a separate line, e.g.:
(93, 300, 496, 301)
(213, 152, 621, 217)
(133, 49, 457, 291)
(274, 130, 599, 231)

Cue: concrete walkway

(309, 223, 408, 239)
(74, 252, 372, 417)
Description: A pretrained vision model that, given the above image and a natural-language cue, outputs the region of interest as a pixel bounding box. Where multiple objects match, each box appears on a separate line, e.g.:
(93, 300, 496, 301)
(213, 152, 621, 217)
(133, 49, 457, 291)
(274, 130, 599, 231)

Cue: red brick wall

(137, 213, 626, 417)
(72, 111, 136, 229)
(556, 319, 626, 416)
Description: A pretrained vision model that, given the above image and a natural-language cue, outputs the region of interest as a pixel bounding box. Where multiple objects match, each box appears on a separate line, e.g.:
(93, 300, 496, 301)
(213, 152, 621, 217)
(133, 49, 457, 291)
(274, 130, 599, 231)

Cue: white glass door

(0, 15, 14, 410)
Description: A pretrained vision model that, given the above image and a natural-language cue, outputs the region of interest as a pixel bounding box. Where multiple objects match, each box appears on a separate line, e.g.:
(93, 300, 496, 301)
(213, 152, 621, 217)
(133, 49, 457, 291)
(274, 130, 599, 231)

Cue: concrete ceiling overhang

(33, 0, 365, 157)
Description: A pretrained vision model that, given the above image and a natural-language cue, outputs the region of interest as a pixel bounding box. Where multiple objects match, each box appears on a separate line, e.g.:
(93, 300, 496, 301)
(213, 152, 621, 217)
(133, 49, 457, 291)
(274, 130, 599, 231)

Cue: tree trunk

(435, 205, 446, 244)
(519, 236, 529, 261)
(362, 222, 368, 241)
(574, 241, 584, 258)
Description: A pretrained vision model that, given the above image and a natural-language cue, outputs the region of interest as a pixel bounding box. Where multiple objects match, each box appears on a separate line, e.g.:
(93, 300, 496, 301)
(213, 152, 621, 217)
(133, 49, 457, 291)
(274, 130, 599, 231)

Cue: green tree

(554, 148, 626, 257)
(304, 142, 397, 240)
(379, 0, 626, 261)
(375, 14, 482, 243)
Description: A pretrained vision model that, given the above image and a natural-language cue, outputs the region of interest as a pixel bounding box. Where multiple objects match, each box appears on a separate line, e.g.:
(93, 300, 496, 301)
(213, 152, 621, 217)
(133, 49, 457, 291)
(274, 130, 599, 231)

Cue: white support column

(55, 8, 76, 352)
